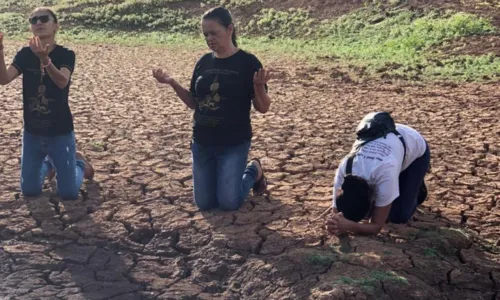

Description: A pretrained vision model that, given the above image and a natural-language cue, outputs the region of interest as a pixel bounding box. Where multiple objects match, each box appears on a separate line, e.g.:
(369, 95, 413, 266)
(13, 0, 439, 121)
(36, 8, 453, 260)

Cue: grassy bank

(0, 0, 498, 82)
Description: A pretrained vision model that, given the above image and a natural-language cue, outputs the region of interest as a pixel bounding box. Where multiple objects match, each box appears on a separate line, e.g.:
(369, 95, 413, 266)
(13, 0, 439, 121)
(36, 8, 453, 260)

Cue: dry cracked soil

(0, 41, 499, 300)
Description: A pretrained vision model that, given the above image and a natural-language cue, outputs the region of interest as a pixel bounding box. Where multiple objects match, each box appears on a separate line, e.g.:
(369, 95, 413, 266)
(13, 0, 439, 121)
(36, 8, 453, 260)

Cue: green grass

(58, 0, 199, 31)
(243, 8, 499, 81)
(424, 247, 440, 258)
(337, 271, 409, 293)
(245, 8, 316, 37)
(0, 0, 498, 82)
(306, 253, 335, 266)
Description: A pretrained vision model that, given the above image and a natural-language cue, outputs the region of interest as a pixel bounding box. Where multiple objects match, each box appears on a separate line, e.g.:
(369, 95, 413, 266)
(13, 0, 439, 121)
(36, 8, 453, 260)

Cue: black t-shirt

(12, 45, 75, 136)
(189, 50, 266, 146)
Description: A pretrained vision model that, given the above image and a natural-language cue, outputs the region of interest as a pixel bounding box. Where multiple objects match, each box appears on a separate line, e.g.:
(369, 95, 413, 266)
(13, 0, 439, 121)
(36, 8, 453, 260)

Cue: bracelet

(41, 58, 52, 68)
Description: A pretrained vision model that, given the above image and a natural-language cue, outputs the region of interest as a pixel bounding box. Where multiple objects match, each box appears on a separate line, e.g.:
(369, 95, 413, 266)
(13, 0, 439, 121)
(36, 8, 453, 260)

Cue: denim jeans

(388, 142, 431, 223)
(21, 130, 85, 200)
(191, 140, 258, 211)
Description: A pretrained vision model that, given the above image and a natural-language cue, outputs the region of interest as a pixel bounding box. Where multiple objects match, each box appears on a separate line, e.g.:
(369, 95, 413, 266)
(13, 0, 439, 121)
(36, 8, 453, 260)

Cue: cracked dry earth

(0, 41, 499, 300)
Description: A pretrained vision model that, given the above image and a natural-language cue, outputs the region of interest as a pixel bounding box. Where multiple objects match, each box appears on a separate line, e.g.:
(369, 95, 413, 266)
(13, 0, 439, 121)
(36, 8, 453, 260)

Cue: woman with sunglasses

(153, 7, 271, 211)
(0, 7, 94, 200)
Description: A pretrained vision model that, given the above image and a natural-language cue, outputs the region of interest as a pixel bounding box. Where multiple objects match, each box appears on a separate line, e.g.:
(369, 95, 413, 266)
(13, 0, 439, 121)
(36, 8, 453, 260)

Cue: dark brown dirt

(0, 40, 499, 299)
(436, 34, 500, 57)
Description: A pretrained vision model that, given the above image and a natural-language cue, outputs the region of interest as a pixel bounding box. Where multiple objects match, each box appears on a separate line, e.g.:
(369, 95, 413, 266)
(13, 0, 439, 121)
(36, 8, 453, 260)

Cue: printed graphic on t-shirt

(190, 50, 263, 145)
(29, 84, 54, 115)
(198, 75, 222, 111)
(13, 45, 76, 136)
(357, 141, 392, 162)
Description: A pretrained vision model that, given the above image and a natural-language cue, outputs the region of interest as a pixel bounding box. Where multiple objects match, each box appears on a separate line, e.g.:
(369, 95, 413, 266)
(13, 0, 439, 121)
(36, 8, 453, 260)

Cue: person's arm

(43, 59, 71, 89)
(170, 79, 197, 109)
(0, 32, 22, 85)
(252, 69, 271, 113)
(29, 37, 72, 89)
(327, 164, 399, 236)
(153, 69, 197, 109)
(342, 204, 391, 235)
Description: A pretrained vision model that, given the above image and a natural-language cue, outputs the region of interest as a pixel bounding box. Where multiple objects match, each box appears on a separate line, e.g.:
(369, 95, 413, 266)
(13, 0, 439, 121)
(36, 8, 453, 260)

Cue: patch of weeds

(209, 0, 262, 8)
(424, 247, 440, 258)
(242, 7, 498, 81)
(58, 1, 200, 32)
(0, 0, 57, 13)
(336, 271, 409, 293)
(245, 8, 317, 37)
(306, 253, 335, 266)
(89, 141, 106, 152)
(1, 1, 498, 81)
(0, 13, 30, 35)
(419, 228, 441, 238)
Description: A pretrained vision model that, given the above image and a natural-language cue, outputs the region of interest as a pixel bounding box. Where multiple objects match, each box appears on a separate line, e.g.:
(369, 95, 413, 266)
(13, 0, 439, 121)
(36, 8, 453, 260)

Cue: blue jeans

(191, 140, 258, 211)
(389, 142, 431, 223)
(21, 130, 85, 200)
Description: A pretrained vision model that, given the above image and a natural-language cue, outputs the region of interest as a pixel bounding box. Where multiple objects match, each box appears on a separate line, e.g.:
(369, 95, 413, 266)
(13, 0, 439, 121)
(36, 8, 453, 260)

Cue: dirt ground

(0, 41, 499, 300)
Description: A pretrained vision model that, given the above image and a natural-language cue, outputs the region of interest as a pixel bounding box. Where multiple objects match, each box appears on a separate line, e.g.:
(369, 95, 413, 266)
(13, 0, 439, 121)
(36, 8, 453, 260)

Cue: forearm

(171, 80, 197, 109)
(43, 59, 70, 89)
(0, 50, 8, 85)
(253, 85, 271, 113)
(347, 221, 383, 236)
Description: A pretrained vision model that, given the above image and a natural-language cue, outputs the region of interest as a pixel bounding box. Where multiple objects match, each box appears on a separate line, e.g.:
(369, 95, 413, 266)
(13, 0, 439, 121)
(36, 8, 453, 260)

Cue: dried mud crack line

(0, 41, 499, 299)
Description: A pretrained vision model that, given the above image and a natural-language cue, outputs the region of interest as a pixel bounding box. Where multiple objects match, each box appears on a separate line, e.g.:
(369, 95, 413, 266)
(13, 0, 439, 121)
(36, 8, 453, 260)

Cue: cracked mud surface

(0, 42, 499, 299)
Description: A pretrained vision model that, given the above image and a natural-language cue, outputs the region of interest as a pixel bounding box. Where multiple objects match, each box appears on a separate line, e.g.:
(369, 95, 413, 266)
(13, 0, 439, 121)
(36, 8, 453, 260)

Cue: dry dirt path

(0, 41, 499, 300)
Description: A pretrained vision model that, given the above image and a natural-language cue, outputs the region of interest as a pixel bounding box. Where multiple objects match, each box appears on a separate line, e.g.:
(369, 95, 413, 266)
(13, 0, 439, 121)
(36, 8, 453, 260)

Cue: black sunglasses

(29, 15, 51, 25)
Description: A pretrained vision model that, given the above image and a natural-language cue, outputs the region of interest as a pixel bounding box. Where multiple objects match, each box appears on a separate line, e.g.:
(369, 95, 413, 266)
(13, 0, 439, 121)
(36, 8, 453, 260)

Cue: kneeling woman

(153, 7, 271, 210)
(326, 112, 430, 235)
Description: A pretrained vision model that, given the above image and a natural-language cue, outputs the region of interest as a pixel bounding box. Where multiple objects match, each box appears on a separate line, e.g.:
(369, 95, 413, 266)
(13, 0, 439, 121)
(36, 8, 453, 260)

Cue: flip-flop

(250, 158, 268, 196)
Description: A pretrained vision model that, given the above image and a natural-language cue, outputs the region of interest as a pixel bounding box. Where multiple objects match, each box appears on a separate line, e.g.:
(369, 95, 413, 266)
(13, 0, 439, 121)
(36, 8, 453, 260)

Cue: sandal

(250, 158, 268, 196)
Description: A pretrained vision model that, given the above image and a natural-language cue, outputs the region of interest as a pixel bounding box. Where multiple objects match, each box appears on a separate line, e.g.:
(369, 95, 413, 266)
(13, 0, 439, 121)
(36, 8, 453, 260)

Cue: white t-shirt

(332, 124, 427, 208)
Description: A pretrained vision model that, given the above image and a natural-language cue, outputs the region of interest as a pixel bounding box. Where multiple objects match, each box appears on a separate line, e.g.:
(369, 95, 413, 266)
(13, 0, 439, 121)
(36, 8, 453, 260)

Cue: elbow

(56, 80, 69, 89)
(256, 103, 271, 114)
(256, 107, 269, 114)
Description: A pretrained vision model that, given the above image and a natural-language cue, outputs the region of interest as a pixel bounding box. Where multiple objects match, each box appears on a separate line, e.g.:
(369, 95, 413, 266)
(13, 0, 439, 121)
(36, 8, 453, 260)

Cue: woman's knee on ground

(218, 196, 243, 211)
(194, 193, 218, 211)
(21, 184, 42, 197)
(389, 210, 414, 224)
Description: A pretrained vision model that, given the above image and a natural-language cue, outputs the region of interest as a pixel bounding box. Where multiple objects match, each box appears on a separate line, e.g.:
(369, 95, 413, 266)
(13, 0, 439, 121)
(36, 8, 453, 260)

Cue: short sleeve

(190, 54, 210, 98)
(60, 49, 75, 74)
(372, 164, 400, 207)
(332, 158, 347, 208)
(189, 61, 201, 97)
(12, 48, 28, 74)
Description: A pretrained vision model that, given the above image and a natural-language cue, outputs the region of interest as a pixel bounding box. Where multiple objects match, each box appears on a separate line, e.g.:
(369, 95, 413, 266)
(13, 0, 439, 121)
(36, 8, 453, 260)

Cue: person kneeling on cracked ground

(0, 7, 94, 200)
(326, 112, 430, 236)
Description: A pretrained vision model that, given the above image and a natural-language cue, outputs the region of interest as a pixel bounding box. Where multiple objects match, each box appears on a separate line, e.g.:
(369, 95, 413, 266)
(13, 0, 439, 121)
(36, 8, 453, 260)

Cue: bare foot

(76, 152, 95, 180)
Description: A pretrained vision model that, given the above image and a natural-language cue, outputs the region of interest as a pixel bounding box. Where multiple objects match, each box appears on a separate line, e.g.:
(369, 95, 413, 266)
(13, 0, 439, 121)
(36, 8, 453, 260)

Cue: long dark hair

(202, 6, 237, 47)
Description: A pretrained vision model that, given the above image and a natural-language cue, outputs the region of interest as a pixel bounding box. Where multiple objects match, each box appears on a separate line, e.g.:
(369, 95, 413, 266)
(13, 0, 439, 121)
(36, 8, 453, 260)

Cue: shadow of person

(0, 180, 155, 300)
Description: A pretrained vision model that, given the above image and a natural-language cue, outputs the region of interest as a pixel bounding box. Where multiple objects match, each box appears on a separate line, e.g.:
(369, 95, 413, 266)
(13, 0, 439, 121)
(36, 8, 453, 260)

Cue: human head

(201, 6, 237, 53)
(335, 175, 373, 222)
(29, 7, 59, 38)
